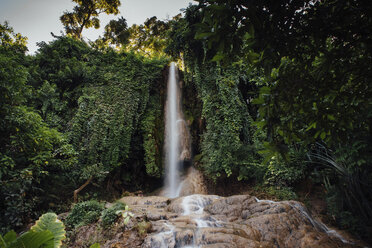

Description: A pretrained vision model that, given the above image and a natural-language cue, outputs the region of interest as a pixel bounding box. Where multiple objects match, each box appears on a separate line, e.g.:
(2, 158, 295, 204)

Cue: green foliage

(309, 143, 372, 239)
(68, 52, 167, 184)
(115, 205, 134, 226)
(1, 23, 167, 234)
(255, 185, 298, 201)
(140, 95, 164, 177)
(100, 202, 126, 227)
(102, 17, 130, 48)
(0, 22, 27, 53)
(30, 213, 65, 248)
(135, 221, 151, 237)
(175, 1, 372, 239)
(32, 36, 92, 95)
(0, 213, 66, 248)
(0, 41, 76, 233)
(5, 230, 54, 248)
(127, 16, 174, 58)
(186, 62, 261, 181)
(65, 200, 104, 228)
(165, 5, 205, 61)
(264, 160, 304, 188)
(264, 149, 307, 187)
(29, 36, 167, 196)
(325, 184, 360, 232)
(60, 0, 121, 39)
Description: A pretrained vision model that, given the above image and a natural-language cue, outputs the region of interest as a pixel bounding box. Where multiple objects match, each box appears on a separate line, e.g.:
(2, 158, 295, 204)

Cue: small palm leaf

(30, 213, 66, 248)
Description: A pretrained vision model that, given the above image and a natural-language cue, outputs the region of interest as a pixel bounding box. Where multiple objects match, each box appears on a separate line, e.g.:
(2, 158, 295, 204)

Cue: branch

(73, 176, 93, 202)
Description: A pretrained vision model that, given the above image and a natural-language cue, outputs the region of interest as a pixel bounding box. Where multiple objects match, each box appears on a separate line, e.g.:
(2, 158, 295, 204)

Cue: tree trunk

(73, 176, 93, 202)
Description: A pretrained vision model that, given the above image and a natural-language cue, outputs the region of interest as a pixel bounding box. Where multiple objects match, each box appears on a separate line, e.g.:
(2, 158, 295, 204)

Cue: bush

(255, 185, 298, 201)
(65, 200, 104, 228)
(100, 202, 126, 227)
(264, 149, 307, 187)
(135, 221, 151, 237)
(325, 184, 363, 235)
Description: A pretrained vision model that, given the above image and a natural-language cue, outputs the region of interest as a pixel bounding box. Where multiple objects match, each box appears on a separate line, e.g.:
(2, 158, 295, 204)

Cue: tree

(0, 26, 76, 233)
(103, 17, 130, 47)
(0, 21, 27, 53)
(60, 0, 121, 39)
(187, 0, 372, 237)
(127, 16, 172, 57)
(93, 16, 130, 50)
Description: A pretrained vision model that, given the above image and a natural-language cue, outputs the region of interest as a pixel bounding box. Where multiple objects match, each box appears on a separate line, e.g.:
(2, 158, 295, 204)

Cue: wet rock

(68, 194, 359, 247)
(204, 195, 255, 217)
(139, 195, 358, 248)
(178, 167, 208, 196)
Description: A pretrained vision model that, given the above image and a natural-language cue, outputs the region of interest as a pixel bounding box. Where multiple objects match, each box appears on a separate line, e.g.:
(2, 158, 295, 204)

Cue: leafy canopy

(0, 22, 27, 53)
(60, 0, 121, 39)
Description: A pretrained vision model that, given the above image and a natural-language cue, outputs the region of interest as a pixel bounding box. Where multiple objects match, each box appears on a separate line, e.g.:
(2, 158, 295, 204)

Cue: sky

(0, 0, 195, 54)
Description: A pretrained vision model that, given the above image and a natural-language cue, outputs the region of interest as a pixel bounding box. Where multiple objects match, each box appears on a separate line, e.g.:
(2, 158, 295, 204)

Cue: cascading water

(146, 62, 354, 248)
(164, 62, 181, 198)
(254, 197, 350, 244)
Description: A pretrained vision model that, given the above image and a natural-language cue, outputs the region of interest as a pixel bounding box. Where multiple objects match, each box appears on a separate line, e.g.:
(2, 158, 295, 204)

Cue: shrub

(135, 221, 151, 237)
(264, 150, 307, 187)
(100, 202, 126, 227)
(65, 200, 104, 228)
(255, 185, 298, 201)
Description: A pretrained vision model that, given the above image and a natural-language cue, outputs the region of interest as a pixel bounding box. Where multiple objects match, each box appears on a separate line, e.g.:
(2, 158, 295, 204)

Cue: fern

(30, 213, 66, 248)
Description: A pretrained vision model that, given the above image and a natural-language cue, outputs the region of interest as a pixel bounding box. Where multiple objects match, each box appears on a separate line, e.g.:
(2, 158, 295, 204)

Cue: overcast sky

(0, 0, 194, 54)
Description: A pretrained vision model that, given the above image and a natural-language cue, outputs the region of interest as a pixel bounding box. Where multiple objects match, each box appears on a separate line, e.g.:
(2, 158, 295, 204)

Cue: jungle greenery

(165, 0, 372, 240)
(0, 0, 371, 243)
(0, 212, 65, 248)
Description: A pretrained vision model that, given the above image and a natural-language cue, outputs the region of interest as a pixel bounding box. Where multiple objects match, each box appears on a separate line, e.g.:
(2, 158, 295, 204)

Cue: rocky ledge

(113, 194, 358, 248)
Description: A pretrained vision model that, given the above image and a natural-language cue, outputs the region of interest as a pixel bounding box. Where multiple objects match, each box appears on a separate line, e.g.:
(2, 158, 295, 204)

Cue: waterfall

(164, 62, 181, 198)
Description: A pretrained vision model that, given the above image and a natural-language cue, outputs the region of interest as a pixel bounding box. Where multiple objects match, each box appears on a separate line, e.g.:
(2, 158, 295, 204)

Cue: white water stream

(181, 195, 220, 248)
(164, 62, 181, 198)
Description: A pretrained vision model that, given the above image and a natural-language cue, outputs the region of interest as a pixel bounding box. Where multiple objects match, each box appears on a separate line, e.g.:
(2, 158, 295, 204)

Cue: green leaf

(251, 98, 264, 104)
(305, 122, 317, 131)
(211, 53, 225, 62)
(12, 230, 54, 248)
(30, 213, 65, 248)
(314, 130, 321, 138)
(3, 230, 17, 246)
(259, 86, 271, 94)
(327, 114, 335, 121)
(320, 131, 326, 140)
(89, 244, 100, 248)
(277, 129, 284, 136)
(194, 32, 213, 39)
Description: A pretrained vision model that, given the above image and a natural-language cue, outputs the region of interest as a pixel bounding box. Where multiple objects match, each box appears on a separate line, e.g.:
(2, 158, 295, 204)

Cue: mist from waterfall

(164, 62, 180, 198)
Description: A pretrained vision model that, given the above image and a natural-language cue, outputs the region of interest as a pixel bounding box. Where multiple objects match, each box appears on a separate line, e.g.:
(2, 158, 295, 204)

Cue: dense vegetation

(1, 0, 371, 244)
(0, 20, 167, 234)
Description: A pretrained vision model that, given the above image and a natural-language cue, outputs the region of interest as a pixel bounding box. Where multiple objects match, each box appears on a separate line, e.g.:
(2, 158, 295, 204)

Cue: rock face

(178, 167, 208, 197)
(118, 194, 355, 248)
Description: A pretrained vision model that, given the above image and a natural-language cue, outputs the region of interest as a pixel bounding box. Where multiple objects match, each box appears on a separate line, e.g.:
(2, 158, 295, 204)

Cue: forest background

(0, 0, 371, 243)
